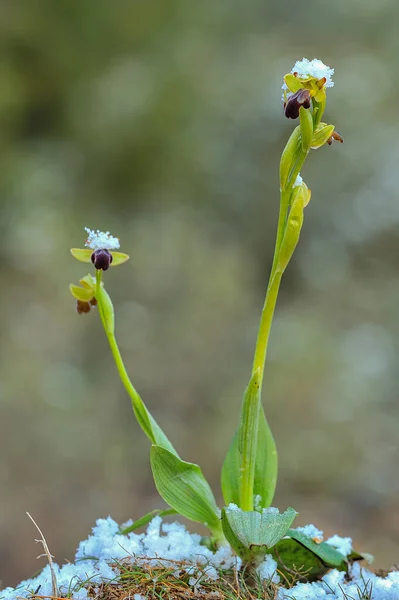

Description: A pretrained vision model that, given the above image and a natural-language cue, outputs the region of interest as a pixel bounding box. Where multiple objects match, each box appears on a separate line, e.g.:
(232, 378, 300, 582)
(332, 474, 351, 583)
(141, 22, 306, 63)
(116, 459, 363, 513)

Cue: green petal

(69, 283, 94, 301)
(311, 123, 335, 149)
(70, 248, 92, 263)
(111, 252, 129, 266)
(79, 274, 96, 290)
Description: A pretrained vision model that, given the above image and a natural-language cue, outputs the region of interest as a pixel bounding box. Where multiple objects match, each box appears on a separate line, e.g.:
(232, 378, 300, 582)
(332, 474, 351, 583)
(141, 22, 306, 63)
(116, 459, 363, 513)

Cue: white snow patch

(1, 517, 397, 600)
(294, 524, 324, 539)
(325, 534, 353, 558)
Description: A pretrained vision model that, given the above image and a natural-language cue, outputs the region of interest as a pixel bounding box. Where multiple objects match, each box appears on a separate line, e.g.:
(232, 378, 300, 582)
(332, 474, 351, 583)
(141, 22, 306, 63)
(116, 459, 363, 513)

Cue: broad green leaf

(70, 248, 92, 263)
(221, 506, 297, 562)
(150, 445, 221, 532)
(69, 283, 94, 302)
(111, 251, 130, 266)
(221, 405, 277, 510)
(120, 508, 177, 535)
(287, 529, 346, 568)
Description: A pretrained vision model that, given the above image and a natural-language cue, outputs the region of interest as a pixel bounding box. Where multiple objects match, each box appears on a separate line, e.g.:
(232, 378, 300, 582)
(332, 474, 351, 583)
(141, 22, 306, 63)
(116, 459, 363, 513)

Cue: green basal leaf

(70, 248, 92, 263)
(69, 283, 94, 302)
(221, 506, 297, 562)
(150, 445, 221, 533)
(221, 405, 277, 510)
(120, 508, 177, 535)
(270, 537, 328, 581)
(287, 529, 346, 568)
(270, 530, 347, 581)
(111, 251, 130, 266)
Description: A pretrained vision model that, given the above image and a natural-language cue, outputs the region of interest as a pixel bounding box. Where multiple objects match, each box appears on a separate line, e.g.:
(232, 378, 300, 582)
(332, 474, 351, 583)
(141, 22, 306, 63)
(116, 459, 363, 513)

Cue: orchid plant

(70, 59, 353, 577)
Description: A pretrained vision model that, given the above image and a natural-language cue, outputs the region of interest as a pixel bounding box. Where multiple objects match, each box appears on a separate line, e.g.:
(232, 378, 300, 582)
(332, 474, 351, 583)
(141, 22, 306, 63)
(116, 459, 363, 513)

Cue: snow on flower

(84, 227, 120, 251)
(284, 58, 334, 89)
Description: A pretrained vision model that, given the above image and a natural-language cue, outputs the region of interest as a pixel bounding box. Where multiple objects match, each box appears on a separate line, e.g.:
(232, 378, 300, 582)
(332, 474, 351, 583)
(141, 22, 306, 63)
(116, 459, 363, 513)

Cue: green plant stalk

(94, 270, 176, 454)
(252, 147, 308, 381)
(238, 139, 311, 510)
(94, 271, 224, 541)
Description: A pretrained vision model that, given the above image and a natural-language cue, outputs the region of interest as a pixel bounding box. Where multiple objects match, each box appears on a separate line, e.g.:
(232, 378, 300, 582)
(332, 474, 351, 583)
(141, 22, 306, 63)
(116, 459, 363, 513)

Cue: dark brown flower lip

(76, 299, 92, 314)
(284, 88, 311, 120)
(91, 248, 113, 271)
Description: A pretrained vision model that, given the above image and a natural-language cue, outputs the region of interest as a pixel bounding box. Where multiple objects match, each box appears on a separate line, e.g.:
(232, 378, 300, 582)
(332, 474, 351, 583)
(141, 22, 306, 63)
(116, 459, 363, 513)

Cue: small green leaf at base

(120, 508, 177, 535)
(287, 529, 346, 568)
(270, 530, 347, 582)
(221, 506, 297, 562)
(150, 445, 221, 533)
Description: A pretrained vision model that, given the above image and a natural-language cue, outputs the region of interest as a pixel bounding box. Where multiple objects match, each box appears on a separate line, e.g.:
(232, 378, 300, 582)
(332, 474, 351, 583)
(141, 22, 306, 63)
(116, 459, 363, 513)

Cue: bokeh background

(1, 0, 399, 588)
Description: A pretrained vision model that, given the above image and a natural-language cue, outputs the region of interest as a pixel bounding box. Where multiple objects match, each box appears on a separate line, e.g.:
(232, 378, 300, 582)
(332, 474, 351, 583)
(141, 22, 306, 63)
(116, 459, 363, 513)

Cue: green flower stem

(240, 137, 312, 510)
(252, 144, 309, 385)
(94, 269, 177, 454)
(95, 271, 143, 425)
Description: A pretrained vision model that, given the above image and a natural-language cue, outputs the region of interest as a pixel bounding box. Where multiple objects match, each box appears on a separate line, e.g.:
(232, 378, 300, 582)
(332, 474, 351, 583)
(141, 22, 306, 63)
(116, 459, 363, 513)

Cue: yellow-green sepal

(111, 252, 129, 266)
(70, 248, 92, 263)
(284, 73, 303, 93)
(69, 283, 94, 302)
(311, 123, 335, 149)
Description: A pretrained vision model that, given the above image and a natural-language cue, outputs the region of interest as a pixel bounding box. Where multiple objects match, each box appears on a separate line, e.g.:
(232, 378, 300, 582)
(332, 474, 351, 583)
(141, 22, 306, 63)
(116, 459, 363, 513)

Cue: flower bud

(284, 89, 311, 120)
(91, 249, 113, 271)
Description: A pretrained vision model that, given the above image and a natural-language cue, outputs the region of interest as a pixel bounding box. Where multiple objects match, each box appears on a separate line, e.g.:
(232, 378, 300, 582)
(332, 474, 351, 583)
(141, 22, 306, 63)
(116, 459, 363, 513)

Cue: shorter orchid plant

(70, 59, 360, 579)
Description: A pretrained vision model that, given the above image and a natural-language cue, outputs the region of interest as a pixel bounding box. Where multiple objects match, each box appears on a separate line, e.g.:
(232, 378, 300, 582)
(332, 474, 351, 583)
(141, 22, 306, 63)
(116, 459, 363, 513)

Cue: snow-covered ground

(1, 516, 398, 600)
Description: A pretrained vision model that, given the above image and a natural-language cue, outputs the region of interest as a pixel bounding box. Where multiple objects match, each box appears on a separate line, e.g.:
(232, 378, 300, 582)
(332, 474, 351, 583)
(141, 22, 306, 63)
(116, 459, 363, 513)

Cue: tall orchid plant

(70, 59, 347, 572)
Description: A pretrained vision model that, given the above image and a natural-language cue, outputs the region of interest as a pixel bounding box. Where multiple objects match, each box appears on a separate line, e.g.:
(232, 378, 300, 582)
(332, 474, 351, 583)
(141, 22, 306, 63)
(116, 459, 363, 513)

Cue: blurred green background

(2, 0, 399, 588)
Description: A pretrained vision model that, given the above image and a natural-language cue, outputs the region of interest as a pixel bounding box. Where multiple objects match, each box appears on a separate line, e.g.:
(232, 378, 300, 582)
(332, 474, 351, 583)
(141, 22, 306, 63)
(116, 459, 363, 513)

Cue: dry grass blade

(26, 512, 58, 599)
